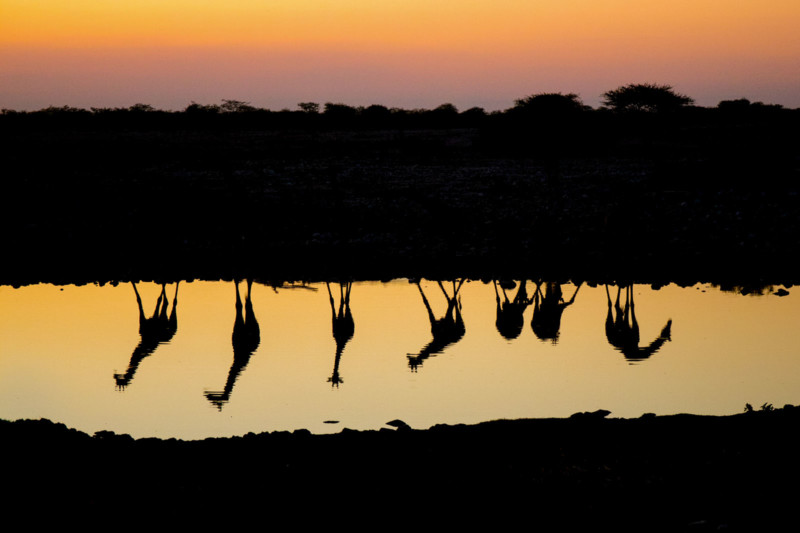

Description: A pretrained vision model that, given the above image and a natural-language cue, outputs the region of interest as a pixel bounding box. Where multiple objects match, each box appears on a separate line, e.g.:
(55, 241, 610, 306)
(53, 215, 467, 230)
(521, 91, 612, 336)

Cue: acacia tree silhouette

(297, 102, 320, 114)
(602, 83, 694, 112)
(220, 99, 256, 113)
(511, 92, 586, 117)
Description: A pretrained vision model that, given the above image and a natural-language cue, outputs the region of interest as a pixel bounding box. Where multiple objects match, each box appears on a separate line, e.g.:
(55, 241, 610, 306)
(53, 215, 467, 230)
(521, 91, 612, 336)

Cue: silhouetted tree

(362, 104, 391, 122)
(185, 101, 221, 114)
(322, 102, 359, 127)
(461, 106, 487, 118)
(323, 103, 357, 116)
(512, 93, 586, 116)
(220, 99, 257, 113)
(717, 98, 751, 112)
(298, 102, 320, 114)
(420, 103, 459, 127)
(504, 93, 587, 178)
(128, 103, 156, 113)
(433, 103, 459, 115)
(38, 105, 89, 115)
(602, 84, 693, 112)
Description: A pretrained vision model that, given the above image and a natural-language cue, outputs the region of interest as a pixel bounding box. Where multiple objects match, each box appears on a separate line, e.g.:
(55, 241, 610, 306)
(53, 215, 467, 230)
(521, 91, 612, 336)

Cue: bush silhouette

(602, 83, 693, 113)
(512, 93, 585, 117)
(297, 102, 320, 114)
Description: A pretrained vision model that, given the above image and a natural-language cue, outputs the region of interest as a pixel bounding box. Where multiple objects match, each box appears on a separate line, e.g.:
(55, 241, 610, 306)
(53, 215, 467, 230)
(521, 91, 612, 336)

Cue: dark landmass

(4, 102, 800, 529)
(5, 407, 800, 530)
(2, 103, 799, 288)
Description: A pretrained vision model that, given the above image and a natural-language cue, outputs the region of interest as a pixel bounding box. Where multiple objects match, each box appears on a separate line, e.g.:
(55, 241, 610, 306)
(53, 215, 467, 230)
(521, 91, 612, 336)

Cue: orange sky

(2, 1, 799, 110)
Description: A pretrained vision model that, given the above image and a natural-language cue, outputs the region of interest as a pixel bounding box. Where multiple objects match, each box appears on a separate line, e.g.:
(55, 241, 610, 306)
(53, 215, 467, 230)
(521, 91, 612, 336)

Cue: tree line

(1, 83, 795, 132)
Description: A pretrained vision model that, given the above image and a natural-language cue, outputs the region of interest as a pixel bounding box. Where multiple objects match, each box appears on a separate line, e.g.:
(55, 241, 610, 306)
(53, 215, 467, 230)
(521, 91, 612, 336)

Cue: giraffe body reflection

(327, 282, 354, 387)
(115, 282, 179, 389)
(205, 280, 260, 409)
(494, 280, 531, 340)
(531, 281, 582, 343)
(605, 284, 672, 362)
(408, 279, 466, 371)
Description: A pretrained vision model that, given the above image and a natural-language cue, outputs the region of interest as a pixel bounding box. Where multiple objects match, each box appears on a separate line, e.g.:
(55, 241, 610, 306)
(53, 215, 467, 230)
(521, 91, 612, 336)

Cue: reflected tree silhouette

(605, 284, 672, 362)
(114, 282, 178, 389)
(408, 279, 466, 371)
(205, 279, 261, 409)
(327, 282, 354, 387)
(494, 280, 531, 340)
(530, 281, 582, 344)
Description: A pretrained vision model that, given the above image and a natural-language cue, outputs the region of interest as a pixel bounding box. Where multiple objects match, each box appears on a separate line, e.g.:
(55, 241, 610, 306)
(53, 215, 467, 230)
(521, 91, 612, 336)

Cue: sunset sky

(2, 1, 799, 111)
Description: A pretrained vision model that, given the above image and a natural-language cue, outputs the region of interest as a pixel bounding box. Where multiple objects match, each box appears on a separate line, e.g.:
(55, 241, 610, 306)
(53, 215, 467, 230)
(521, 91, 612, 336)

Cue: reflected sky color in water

(1, 280, 798, 439)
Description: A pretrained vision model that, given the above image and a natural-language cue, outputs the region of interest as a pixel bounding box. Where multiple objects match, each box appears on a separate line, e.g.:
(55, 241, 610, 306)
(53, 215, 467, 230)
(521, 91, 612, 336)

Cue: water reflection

(408, 279, 466, 371)
(605, 284, 672, 363)
(114, 282, 179, 389)
(531, 281, 582, 344)
(494, 280, 530, 340)
(327, 282, 354, 387)
(2, 279, 797, 439)
(205, 279, 261, 409)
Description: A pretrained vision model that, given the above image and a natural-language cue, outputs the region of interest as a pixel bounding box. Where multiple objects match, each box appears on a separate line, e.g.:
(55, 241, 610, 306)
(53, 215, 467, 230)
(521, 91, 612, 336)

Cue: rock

(386, 419, 411, 431)
(570, 409, 611, 420)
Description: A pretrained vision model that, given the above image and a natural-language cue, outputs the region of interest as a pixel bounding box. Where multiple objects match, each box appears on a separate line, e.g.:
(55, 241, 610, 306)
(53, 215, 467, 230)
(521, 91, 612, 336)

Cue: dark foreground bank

(5, 407, 800, 530)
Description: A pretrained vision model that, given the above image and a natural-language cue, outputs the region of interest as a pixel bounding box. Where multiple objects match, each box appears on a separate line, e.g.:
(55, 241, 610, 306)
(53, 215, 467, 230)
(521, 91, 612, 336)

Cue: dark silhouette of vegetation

(297, 102, 320, 114)
(2, 82, 799, 287)
(601, 83, 694, 112)
(3, 84, 796, 136)
(219, 99, 257, 113)
(511, 92, 586, 117)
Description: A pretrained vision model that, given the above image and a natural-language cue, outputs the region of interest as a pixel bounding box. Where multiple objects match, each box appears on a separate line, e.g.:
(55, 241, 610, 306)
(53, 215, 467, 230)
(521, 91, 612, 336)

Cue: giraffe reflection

(205, 280, 260, 409)
(114, 282, 179, 389)
(605, 284, 672, 362)
(531, 281, 582, 343)
(494, 280, 531, 340)
(326, 282, 354, 387)
(408, 279, 466, 371)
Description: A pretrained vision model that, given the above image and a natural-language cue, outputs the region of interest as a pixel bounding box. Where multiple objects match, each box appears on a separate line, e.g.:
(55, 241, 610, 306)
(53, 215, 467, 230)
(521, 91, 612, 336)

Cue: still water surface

(1, 279, 797, 439)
